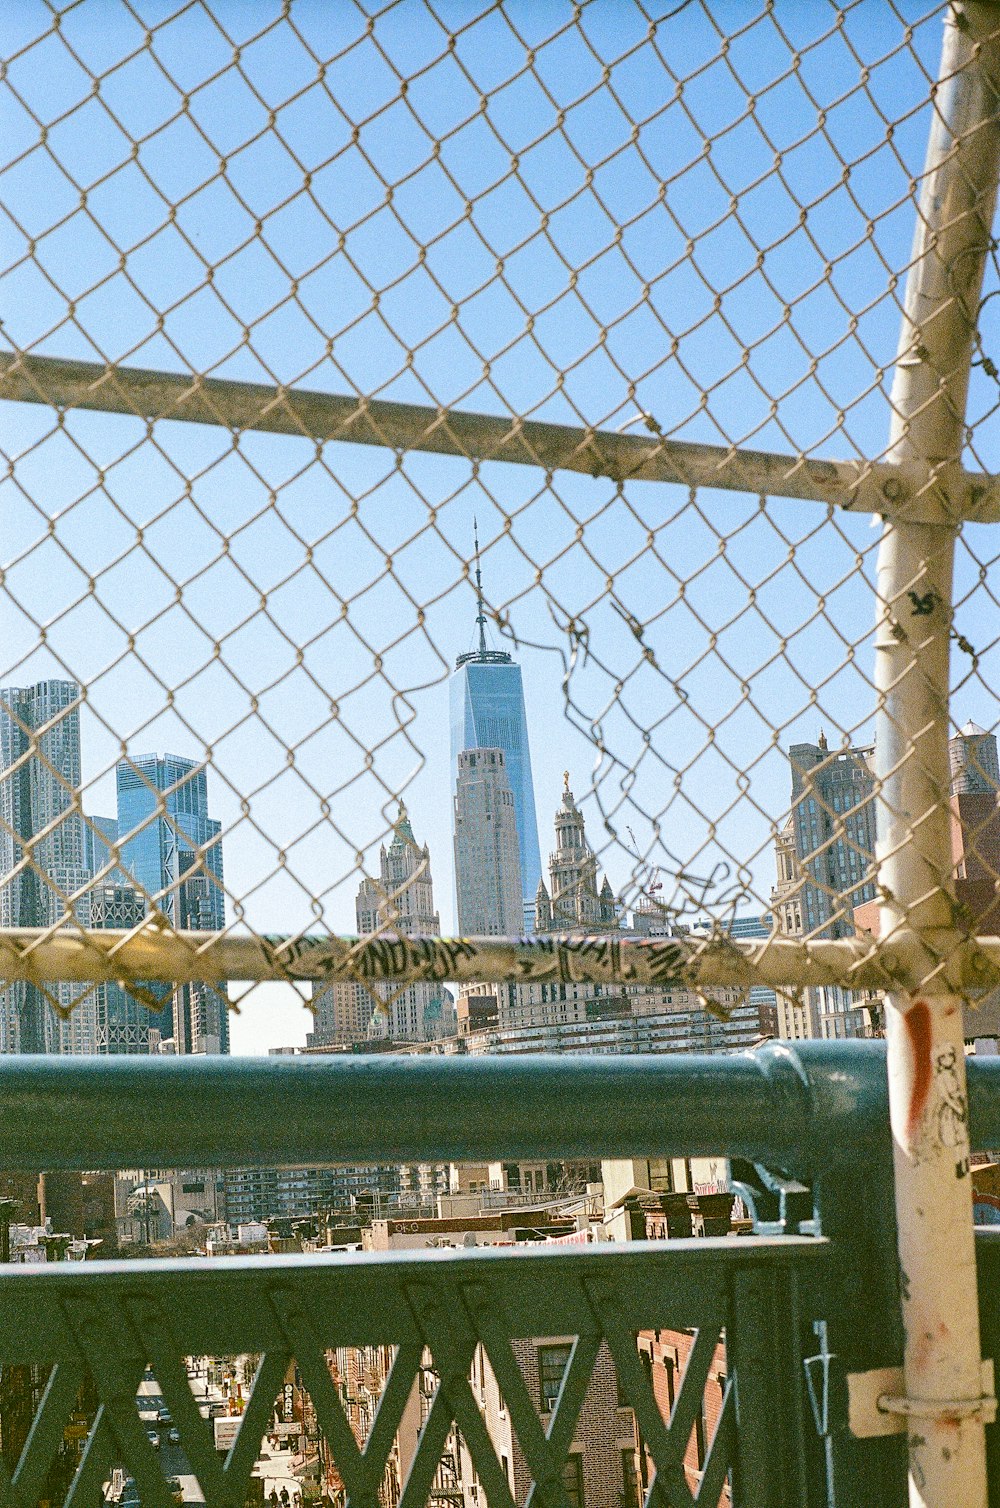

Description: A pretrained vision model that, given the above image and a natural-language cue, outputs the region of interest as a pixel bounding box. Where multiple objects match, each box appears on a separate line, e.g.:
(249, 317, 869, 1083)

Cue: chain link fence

(0, 0, 999, 1045)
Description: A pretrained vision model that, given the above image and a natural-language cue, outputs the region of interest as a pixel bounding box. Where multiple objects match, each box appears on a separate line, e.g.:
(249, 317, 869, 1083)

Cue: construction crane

(627, 827, 662, 894)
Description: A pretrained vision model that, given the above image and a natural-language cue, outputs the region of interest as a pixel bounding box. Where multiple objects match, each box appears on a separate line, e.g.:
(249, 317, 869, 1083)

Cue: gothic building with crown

(311, 804, 454, 1046)
(455, 774, 749, 1039)
(457, 774, 632, 1035)
(534, 774, 617, 933)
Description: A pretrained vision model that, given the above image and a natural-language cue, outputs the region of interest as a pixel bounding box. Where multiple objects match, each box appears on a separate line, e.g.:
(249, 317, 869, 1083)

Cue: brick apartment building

(454, 1336, 636, 1508)
(305, 1150, 740, 1508)
(635, 1329, 729, 1505)
(602, 1155, 738, 1506)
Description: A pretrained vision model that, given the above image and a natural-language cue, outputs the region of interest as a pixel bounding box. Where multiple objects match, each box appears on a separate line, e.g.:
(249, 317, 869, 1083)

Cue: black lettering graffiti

(907, 590, 938, 616)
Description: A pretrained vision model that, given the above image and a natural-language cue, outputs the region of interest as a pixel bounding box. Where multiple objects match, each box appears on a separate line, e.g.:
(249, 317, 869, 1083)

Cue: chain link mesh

(0, 0, 997, 1046)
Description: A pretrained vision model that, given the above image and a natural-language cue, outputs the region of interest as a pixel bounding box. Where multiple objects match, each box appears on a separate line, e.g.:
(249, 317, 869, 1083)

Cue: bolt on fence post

(877, 6, 1000, 1506)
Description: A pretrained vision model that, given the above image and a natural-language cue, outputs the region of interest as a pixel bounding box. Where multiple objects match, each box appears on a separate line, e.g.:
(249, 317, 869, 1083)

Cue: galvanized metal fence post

(878, 6, 1000, 1505)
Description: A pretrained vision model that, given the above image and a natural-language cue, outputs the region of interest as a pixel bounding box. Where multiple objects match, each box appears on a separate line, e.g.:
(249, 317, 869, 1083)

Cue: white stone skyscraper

(770, 731, 878, 1039)
(535, 773, 616, 933)
(453, 748, 522, 936)
(355, 804, 454, 1041)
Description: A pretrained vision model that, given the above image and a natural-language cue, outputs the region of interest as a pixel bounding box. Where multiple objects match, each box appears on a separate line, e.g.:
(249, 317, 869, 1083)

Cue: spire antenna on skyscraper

(456, 526, 511, 672)
(473, 517, 487, 657)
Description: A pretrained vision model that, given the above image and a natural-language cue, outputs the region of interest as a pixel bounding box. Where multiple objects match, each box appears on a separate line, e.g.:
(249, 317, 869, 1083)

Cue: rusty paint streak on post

(877, 7, 1000, 1507)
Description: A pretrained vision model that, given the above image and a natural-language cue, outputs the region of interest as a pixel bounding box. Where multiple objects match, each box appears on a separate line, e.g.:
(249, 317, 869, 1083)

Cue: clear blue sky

(2, 1, 998, 1052)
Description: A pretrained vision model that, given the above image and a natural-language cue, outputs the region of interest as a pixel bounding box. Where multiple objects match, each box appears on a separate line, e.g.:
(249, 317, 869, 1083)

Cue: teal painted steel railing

(3, 1040, 999, 1507)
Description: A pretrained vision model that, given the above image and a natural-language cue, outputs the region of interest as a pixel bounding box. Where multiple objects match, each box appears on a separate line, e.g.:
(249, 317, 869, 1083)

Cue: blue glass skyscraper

(117, 756, 223, 915)
(450, 534, 541, 929)
(116, 754, 228, 1053)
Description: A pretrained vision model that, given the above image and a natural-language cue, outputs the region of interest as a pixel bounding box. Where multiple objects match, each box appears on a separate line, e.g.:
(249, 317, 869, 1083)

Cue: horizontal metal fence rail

(4, 351, 1000, 523)
(0, 350, 892, 512)
(2, 1043, 994, 1205)
(4, 922, 1000, 997)
(0, 1039, 874, 1172)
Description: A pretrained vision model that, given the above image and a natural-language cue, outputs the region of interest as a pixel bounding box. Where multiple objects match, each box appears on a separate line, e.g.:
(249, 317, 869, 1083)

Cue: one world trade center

(450, 530, 542, 930)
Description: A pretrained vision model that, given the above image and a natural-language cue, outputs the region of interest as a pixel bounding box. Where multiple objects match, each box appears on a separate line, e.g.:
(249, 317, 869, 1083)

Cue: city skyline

(0, 661, 782, 1058)
(3, 665, 998, 1057)
(1, 1, 999, 1074)
(0, 681, 231, 1057)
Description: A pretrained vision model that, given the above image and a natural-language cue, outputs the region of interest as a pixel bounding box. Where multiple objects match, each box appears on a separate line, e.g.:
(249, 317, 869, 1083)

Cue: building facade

(116, 755, 224, 919)
(851, 721, 1000, 1044)
(0, 680, 92, 1053)
(772, 733, 877, 940)
(773, 724, 1000, 1043)
(449, 537, 542, 928)
(356, 804, 454, 1042)
(308, 980, 373, 1048)
(459, 1336, 637, 1508)
(90, 879, 151, 1054)
(82, 813, 119, 878)
(771, 733, 878, 1039)
(116, 754, 228, 1053)
(453, 747, 523, 936)
(421, 988, 752, 1055)
(222, 1163, 401, 1224)
(602, 1156, 737, 1504)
